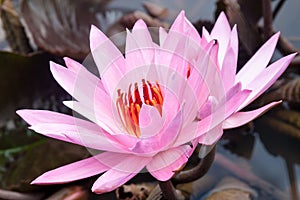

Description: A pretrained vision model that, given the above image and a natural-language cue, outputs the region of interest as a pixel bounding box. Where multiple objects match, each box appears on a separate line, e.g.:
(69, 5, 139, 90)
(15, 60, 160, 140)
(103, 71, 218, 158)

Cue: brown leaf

(20, 0, 117, 60)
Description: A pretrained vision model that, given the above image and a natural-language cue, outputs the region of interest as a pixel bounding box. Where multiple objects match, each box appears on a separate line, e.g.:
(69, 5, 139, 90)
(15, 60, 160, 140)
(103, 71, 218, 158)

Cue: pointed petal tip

(91, 184, 107, 194)
(272, 31, 280, 40)
(133, 19, 147, 30)
(16, 109, 23, 116)
(216, 11, 228, 22)
(179, 10, 185, 17)
(16, 109, 34, 125)
(90, 24, 100, 34)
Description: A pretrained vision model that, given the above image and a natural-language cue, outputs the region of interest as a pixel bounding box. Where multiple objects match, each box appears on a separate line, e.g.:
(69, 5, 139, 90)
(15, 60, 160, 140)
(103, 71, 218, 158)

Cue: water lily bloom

(17, 11, 295, 194)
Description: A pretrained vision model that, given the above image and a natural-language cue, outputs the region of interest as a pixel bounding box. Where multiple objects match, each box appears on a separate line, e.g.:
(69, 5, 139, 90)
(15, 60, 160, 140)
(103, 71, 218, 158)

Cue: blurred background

(0, 0, 299, 199)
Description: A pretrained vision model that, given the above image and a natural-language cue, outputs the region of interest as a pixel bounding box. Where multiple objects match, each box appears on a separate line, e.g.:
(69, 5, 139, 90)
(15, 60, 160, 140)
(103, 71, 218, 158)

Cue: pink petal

(238, 53, 296, 109)
(200, 27, 211, 46)
(50, 61, 102, 104)
(236, 32, 280, 86)
(161, 12, 202, 64)
(125, 19, 155, 70)
(139, 105, 163, 138)
(192, 42, 225, 101)
(31, 153, 111, 184)
(63, 100, 120, 134)
(92, 155, 150, 194)
(131, 106, 183, 155)
(162, 89, 180, 124)
(229, 25, 239, 58)
(223, 101, 281, 129)
(210, 12, 231, 66)
(159, 27, 168, 46)
(146, 145, 191, 181)
(93, 171, 137, 194)
(198, 96, 218, 120)
(63, 57, 100, 83)
(174, 89, 251, 146)
(197, 124, 223, 145)
(169, 11, 201, 44)
(220, 25, 238, 90)
(221, 48, 237, 91)
(16, 110, 126, 152)
(90, 25, 126, 95)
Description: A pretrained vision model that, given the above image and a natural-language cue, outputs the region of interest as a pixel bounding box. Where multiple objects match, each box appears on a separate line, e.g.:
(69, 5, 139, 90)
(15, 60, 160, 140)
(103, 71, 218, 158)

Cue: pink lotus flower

(17, 11, 295, 194)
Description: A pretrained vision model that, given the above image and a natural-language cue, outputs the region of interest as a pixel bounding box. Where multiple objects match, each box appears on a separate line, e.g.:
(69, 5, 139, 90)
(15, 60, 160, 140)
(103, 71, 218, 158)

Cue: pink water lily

(17, 11, 295, 194)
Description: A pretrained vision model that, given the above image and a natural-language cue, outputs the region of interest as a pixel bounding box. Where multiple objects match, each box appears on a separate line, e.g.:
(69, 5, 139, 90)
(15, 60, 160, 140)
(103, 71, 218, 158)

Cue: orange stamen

(116, 79, 164, 138)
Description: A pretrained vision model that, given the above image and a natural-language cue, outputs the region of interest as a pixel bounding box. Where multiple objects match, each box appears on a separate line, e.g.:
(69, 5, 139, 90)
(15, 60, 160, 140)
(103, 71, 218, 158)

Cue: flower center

(116, 79, 164, 137)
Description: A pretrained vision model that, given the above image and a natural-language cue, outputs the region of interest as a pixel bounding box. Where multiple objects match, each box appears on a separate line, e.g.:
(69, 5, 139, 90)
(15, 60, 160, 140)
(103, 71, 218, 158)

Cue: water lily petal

(92, 155, 150, 194)
(236, 32, 280, 86)
(169, 10, 201, 44)
(147, 145, 191, 181)
(63, 100, 120, 134)
(31, 153, 112, 184)
(221, 48, 237, 90)
(223, 101, 281, 129)
(159, 27, 168, 46)
(125, 19, 154, 70)
(238, 53, 296, 109)
(174, 89, 251, 146)
(220, 25, 238, 90)
(16, 110, 126, 152)
(210, 12, 231, 66)
(139, 104, 163, 138)
(90, 25, 126, 95)
(50, 61, 98, 103)
(131, 106, 183, 155)
(197, 124, 223, 145)
(201, 27, 211, 47)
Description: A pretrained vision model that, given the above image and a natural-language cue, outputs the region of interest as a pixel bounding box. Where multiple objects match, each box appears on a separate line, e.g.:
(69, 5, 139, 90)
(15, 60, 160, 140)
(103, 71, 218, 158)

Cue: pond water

(0, 0, 300, 199)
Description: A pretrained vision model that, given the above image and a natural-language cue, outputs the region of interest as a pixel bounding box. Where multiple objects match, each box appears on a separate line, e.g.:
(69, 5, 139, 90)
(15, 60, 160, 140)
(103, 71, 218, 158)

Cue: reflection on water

(193, 122, 300, 200)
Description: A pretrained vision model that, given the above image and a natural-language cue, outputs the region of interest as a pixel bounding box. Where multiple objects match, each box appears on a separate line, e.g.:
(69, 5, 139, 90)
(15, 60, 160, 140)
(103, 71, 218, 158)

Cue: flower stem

(158, 180, 179, 200)
(172, 146, 216, 185)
